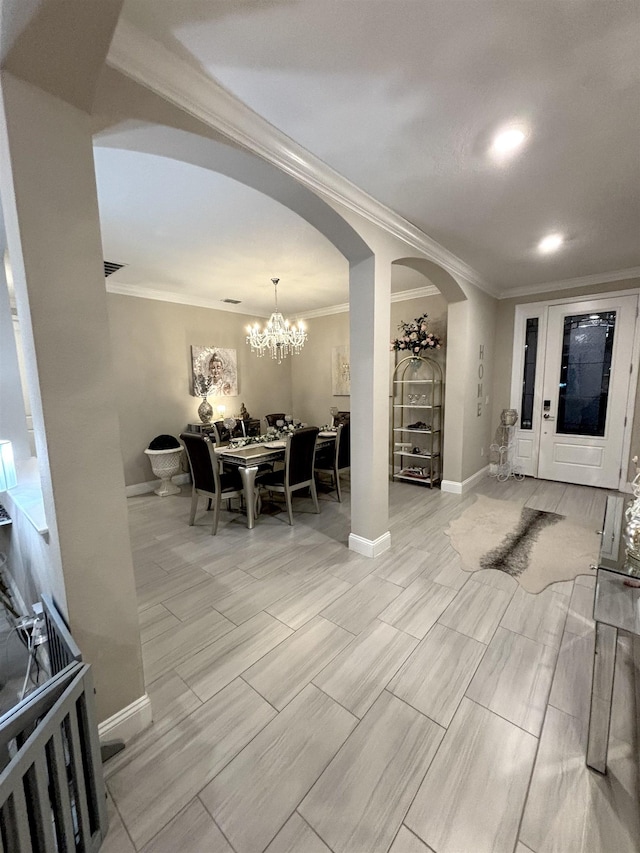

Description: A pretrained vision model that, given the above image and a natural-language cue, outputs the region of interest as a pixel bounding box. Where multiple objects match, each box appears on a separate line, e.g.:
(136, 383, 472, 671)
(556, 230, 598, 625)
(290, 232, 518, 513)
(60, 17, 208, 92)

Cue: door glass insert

(557, 311, 616, 436)
(520, 318, 539, 429)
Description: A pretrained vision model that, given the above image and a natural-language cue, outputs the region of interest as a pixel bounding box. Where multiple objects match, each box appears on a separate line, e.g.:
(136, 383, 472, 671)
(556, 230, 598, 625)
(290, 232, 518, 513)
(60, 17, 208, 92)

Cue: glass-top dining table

(215, 431, 336, 529)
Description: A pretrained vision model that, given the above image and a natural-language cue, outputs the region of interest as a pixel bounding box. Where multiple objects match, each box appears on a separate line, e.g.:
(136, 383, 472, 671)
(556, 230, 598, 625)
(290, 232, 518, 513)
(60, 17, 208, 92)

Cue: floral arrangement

(227, 417, 306, 448)
(390, 313, 442, 354)
(193, 372, 214, 397)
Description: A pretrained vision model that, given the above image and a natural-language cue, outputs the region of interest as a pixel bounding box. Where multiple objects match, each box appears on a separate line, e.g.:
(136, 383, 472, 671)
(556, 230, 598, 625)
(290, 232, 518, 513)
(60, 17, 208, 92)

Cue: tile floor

(103, 476, 639, 853)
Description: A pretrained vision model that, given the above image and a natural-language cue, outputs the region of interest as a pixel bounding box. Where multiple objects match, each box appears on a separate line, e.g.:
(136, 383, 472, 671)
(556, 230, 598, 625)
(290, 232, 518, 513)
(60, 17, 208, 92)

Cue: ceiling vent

(222, 298, 242, 304)
(104, 261, 125, 277)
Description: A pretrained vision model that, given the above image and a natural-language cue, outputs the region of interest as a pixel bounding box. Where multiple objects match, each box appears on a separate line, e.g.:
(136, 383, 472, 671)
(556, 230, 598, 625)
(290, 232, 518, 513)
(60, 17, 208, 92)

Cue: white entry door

(512, 294, 638, 488)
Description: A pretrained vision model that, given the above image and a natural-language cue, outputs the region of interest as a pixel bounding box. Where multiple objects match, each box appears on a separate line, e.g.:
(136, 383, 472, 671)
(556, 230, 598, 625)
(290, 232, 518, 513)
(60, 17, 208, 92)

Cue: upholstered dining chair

(255, 426, 320, 525)
(264, 412, 286, 428)
(212, 419, 245, 446)
(314, 422, 351, 502)
(333, 411, 351, 428)
(180, 433, 244, 535)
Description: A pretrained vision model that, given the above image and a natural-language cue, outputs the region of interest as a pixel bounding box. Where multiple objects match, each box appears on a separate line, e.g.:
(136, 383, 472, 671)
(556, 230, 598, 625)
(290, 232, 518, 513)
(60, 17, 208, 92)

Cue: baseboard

(348, 531, 392, 558)
(441, 465, 489, 495)
(125, 473, 190, 497)
(98, 693, 152, 744)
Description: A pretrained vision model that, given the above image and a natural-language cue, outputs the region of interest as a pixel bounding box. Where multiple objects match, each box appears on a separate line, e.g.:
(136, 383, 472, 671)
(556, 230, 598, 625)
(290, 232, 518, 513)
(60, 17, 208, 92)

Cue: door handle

(543, 414, 555, 420)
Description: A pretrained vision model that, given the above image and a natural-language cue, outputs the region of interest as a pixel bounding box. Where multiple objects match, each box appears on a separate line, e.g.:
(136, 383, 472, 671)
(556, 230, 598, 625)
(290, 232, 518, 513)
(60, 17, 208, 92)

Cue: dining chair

(333, 411, 351, 428)
(180, 433, 245, 535)
(314, 422, 351, 501)
(255, 426, 320, 525)
(243, 419, 262, 437)
(264, 412, 286, 428)
(212, 419, 245, 445)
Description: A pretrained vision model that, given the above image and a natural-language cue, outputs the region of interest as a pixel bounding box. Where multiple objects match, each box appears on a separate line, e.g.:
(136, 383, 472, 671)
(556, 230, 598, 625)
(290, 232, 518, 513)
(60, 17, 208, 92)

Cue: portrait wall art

(191, 346, 238, 397)
(332, 346, 351, 396)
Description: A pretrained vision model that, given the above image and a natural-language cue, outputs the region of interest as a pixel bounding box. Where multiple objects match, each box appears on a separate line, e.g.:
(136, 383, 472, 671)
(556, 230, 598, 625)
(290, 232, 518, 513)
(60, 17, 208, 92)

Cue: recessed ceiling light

(490, 125, 527, 157)
(538, 233, 564, 254)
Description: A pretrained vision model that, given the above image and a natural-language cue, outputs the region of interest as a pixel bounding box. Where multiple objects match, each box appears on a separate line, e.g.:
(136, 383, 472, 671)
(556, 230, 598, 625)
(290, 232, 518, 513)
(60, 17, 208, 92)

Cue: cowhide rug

(445, 494, 600, 593)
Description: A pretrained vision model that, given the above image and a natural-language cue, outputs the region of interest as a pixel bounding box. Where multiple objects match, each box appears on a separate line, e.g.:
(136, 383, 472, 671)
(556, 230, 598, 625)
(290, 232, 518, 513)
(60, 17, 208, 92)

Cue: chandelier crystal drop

(246, 278, 307, 363)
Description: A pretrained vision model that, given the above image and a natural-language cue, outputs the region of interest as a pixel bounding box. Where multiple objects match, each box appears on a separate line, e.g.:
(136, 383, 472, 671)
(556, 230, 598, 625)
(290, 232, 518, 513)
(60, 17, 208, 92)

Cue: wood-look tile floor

(104, 477, 639, 853)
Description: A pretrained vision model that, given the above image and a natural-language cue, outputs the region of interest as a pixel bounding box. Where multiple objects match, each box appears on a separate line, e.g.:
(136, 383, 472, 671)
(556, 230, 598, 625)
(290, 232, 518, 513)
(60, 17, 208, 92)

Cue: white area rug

(446, 495, 600, 593)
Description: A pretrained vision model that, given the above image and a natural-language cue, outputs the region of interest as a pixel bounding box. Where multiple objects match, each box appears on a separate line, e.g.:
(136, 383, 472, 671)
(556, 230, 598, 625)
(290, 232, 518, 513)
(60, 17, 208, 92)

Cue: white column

(441, 299, 469, 487)
(348, 255, 392, 556)
(0, 71, 146, 725)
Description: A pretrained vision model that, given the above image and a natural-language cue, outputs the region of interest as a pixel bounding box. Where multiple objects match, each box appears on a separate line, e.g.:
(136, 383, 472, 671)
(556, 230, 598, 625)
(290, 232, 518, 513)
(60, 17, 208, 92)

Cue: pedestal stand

(144, 448, 182, 496)
(489, 425, 524, 482)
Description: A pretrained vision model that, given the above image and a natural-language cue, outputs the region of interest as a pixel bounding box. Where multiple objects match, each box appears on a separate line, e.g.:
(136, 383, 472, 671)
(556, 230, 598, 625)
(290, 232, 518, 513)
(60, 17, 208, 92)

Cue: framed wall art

(332, 345, 350, 396)
(191, 346, 238, 397)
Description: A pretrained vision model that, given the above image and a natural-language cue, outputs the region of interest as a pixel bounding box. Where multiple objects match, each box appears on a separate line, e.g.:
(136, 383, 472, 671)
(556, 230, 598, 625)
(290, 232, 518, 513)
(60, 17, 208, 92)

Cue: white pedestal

(144, 448, 182, 496)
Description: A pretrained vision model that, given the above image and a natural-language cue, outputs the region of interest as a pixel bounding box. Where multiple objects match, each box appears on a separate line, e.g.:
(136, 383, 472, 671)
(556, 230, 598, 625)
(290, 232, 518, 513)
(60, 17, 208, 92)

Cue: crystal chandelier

(246, 278, 307, 363)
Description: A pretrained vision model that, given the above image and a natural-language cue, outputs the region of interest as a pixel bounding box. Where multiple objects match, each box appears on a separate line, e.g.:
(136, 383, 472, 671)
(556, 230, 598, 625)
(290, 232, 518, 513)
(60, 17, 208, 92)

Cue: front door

(511, 294, 638, 488)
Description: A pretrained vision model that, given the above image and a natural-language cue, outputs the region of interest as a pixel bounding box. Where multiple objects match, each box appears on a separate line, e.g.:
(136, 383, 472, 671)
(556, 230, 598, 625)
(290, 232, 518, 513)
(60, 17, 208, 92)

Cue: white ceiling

(94, 147, 351, 317)
(98, 0, 640, 311)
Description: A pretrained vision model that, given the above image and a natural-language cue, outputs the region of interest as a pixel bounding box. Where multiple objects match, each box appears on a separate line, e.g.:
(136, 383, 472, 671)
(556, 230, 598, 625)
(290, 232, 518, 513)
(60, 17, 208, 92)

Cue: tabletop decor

(228, 419, 306, 448)
(193, 373, 214, 423)
(390, 313, 443, 355)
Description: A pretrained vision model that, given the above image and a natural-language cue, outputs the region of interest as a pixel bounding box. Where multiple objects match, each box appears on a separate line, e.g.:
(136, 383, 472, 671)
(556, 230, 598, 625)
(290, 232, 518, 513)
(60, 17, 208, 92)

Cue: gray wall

(106, 294, 294, 486)
(290, 293, 448, 429)
(107, 290, 450, 487)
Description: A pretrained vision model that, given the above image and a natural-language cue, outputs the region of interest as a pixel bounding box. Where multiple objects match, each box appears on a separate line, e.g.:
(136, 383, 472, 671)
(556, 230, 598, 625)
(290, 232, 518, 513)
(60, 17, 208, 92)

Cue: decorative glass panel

(557, 311, 616, 436)
(520, 318, 538, 430)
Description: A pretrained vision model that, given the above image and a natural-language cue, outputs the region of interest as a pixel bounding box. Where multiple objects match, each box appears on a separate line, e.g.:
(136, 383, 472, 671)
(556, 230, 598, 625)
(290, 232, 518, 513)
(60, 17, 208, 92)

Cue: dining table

(215, 430, 336, 529)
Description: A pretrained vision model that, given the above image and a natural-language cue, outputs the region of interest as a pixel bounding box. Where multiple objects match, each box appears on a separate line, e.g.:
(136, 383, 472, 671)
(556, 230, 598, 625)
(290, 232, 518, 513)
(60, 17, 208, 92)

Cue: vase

(144, 448, 182, 496)
(198, 396, 213, 423)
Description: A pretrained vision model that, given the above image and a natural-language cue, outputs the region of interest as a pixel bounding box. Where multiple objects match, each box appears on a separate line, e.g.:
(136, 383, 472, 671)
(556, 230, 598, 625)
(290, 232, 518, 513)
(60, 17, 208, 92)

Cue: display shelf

(390, 355, 443, 489)
(393, 427, 437, 434)
(393, 451, 438, 459)
(394, 470, 435, 486)
(393, 379, 442, 384)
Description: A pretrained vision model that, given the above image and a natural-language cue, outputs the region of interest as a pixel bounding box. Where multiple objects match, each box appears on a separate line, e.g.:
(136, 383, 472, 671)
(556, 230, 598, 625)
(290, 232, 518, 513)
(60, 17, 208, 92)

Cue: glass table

(587, 494, 640, 773)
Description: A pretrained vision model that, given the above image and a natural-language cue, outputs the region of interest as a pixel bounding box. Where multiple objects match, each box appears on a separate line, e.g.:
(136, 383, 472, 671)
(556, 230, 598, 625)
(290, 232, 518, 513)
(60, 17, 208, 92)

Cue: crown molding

(391, 285, 441, 303)
(498, 266, 640, 300)
(106, 281, 271, 317)
(107, 19, 489, 294)
(302, 302, 350, 319)
(303, 285, 440, 319)
(107, 281, 440, 319)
